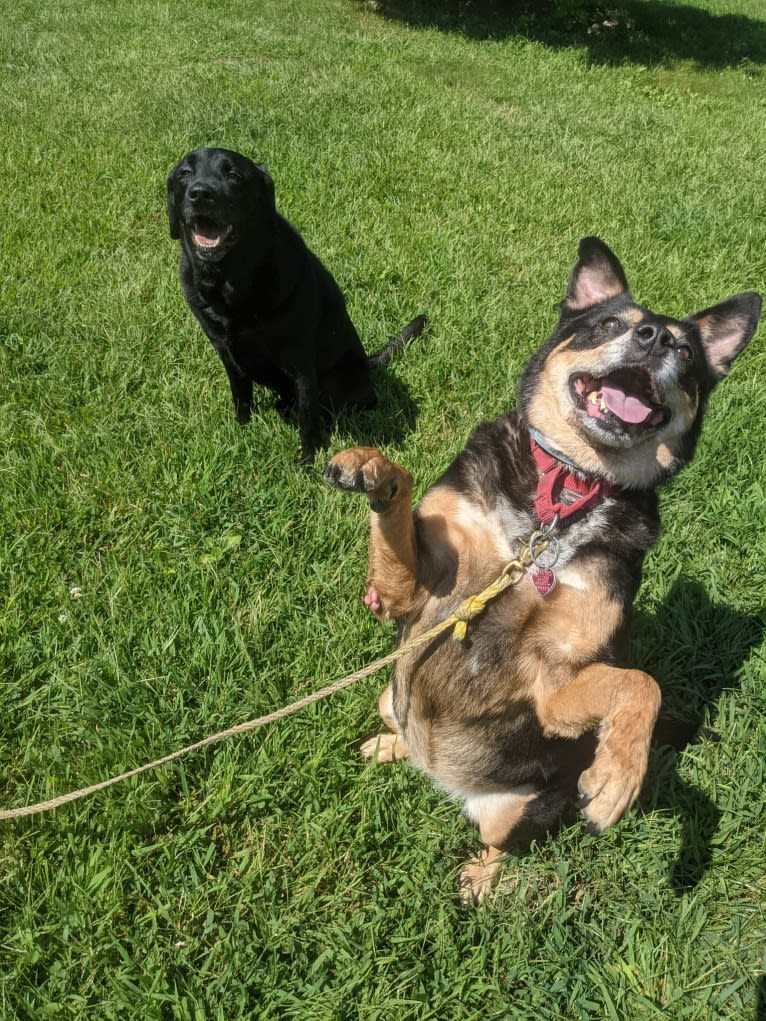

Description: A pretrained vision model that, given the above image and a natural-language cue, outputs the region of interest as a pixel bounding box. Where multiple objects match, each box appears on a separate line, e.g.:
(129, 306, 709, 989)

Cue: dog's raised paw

(322, 447, 389, 491)
(322, 447, 409, 508)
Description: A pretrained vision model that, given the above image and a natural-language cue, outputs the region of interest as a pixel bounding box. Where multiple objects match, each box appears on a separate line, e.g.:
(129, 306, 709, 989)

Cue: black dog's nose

(635, 323, 672, 350)
(188, 182, 213, 204)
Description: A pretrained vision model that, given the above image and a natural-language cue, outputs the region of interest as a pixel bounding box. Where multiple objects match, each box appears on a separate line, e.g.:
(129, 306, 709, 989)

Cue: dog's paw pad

(360, 733, 406, 763)
(323, 448, 380, 492)
(363, 585, 382, 614)
(321, 460, 344, 487)
(322, 447, 407, 506)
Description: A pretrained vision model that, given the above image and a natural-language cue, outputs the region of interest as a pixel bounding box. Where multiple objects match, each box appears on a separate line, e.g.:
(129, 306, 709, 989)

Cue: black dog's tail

(368, 315, 427, 367)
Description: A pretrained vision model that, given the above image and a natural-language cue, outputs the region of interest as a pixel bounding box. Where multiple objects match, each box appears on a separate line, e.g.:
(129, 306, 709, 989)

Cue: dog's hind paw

(576, 744, 646, 832)
(322, 447, 410, 510)
(458, 848, 504, 905)
(360, 733, 408, 763)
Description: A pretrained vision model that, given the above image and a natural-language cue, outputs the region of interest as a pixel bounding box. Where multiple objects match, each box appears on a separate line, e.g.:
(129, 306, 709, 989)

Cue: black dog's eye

(223, 166, 244, 181)
(601, 316, 623, 332)
(176, 166, 192, 179)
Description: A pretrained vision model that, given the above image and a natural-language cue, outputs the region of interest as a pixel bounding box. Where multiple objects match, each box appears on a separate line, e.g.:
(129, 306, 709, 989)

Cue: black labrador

(167, 147, 426, 461)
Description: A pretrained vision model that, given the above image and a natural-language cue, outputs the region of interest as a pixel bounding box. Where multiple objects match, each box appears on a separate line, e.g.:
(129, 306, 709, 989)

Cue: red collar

(530, 437, 616, 526)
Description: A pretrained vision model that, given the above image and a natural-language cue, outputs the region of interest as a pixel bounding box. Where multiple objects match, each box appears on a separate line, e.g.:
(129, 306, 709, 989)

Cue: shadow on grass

(351, 361, 420, 447)
(632, 578, 764, 894)
(365, 0, 766, 70)
(273, 364, 419, 454)
(311, 331, 424, 453)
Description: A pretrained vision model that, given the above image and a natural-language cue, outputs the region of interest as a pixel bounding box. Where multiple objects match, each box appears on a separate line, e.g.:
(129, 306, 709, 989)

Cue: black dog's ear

(255, 163, 276, 211)
(685, 292, 761, 382)
(562, 236, 631, 312)
(167, 164, 183, 240)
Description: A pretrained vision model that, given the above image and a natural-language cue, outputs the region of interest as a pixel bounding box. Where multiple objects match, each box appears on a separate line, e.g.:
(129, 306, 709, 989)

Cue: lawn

(1, 0, 765, 1017)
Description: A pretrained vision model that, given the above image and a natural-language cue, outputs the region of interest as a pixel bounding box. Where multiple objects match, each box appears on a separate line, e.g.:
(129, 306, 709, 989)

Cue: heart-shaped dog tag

(532, 568, 556, 596)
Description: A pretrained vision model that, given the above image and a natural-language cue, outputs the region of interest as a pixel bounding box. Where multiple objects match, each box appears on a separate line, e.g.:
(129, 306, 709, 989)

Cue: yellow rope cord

(0, 541, 543, 821)
(450, 559, 529, 641)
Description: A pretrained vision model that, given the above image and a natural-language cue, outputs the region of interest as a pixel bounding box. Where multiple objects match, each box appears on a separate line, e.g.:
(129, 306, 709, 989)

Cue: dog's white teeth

(599, 398, 608, 413)
(588, 391, 599, 405)
(193, 235, 220, 249)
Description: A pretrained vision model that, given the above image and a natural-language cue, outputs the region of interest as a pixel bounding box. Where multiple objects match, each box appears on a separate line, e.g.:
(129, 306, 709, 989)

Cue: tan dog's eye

(677, 345, 693, 361)
(601, 316, 623, 331)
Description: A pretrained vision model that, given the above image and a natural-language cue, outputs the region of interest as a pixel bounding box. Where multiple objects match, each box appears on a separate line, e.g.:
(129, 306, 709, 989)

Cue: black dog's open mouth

(571, 368, 668, 430)
(188, 217, 234, 254)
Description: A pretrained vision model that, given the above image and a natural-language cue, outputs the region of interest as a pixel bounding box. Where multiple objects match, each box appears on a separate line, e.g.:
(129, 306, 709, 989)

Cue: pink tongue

(193, 228, 222, 246)
(600, 385, 654, 424)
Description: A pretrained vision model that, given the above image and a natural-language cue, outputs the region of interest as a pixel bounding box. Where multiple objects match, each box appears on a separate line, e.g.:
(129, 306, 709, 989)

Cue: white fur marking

(556, 565, 589, 591)
(462, 786, 537, 823)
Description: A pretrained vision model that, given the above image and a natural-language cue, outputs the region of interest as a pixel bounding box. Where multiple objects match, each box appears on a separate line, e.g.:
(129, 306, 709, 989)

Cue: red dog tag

(532, 568, 556, 596)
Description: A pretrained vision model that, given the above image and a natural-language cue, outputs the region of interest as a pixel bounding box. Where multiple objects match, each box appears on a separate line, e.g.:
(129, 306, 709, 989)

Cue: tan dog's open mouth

(571, 368, 667, 432)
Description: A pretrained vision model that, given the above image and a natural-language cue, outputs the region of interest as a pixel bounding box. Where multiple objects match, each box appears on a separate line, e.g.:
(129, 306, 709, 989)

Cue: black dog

(167, 147, 425, 461)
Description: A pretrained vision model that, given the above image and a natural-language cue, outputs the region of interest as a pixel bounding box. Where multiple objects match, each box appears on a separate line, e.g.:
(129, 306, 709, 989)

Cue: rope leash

(0, 542, 544, 822)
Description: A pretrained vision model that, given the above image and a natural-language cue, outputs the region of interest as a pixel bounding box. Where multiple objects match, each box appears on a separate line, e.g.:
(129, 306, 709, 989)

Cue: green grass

(1, 0, 766, 1017)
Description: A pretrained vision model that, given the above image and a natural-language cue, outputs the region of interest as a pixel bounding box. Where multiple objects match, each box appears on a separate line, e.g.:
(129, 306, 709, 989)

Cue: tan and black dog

(323, 237, 761, 901)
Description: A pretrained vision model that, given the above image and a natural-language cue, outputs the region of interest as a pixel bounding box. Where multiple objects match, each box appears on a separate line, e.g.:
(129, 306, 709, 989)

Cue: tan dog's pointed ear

(562, 236, 630, 312)
(686, 292, 761, 382)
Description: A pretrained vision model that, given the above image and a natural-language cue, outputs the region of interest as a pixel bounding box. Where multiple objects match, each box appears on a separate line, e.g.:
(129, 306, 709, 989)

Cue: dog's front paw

(322, 447, 410, 509)
(234, 401, 252, 425)
(577, 742, 648, 832)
